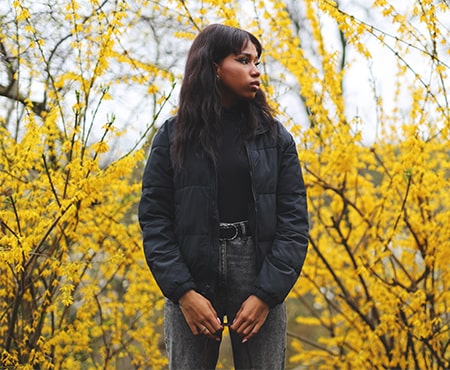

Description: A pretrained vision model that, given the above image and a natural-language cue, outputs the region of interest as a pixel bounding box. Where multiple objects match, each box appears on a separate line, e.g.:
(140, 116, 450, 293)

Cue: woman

(138, 24, 309, 369)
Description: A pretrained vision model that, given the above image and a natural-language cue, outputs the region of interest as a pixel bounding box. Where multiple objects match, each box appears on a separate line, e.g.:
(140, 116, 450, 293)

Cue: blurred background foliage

(0, 0, 449, 368)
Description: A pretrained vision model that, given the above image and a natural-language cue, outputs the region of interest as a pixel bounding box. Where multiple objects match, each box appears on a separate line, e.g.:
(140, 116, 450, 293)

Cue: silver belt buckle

(221, 223, 239, 240)
(229, 224, 238, 240)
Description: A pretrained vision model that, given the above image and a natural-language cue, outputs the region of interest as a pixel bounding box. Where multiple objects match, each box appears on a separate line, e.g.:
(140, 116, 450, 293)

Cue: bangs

(209, 25, 262, 62)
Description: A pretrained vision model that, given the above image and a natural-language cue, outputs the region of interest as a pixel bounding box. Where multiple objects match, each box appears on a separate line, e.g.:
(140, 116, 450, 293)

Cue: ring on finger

(200, 326, 207, 333)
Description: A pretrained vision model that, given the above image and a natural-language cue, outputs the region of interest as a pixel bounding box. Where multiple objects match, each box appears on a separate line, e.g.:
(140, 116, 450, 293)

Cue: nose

(251, 63, 260, 77)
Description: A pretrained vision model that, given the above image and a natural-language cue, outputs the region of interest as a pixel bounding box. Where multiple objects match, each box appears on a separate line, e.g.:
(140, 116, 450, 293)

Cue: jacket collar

(255, 122, 271, 135)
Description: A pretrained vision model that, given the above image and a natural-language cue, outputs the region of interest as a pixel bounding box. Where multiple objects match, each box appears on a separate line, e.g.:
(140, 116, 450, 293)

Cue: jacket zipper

(245, 141, 258, 243)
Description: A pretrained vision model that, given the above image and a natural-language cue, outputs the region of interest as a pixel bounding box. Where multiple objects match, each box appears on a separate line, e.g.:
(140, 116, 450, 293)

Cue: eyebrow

(237, 52, 259, 60)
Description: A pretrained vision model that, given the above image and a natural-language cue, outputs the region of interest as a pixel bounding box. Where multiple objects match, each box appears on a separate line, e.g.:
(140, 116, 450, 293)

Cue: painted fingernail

(242, 338, 248, 343)
(217, 317, 221, 325)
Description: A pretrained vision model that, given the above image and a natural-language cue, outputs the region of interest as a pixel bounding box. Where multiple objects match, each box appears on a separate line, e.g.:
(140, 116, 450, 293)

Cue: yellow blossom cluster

(1, 0, 174, 368)
(1, 0, 448, 368)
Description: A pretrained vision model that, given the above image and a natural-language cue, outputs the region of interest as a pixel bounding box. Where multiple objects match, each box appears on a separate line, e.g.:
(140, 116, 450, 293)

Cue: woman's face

(215, 41, 261, 108)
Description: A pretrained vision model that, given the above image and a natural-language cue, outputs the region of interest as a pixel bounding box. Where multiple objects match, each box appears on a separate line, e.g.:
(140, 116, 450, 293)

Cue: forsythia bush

(1, 0, 448, 369)
(276, 2, 450, 369)
(0, 117, 165, 368)
(0, 0, 169, 368)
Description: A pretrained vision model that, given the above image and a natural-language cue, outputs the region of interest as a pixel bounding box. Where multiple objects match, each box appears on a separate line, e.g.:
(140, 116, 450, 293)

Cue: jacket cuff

(170, 281, 198, 304)
(251, 287, 280, 309)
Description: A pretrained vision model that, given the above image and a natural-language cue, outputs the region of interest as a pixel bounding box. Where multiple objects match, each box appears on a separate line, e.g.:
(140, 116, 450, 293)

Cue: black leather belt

(219, 221, 251, 240)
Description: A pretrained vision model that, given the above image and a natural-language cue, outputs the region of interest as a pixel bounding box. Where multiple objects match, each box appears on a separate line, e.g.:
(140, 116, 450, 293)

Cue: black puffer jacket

(138, 117, 309, 308)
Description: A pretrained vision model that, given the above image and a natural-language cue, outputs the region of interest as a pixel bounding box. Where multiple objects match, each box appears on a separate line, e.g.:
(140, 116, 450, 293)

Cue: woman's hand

(178, 290, 223, 341)
(230, 295, 270, 343)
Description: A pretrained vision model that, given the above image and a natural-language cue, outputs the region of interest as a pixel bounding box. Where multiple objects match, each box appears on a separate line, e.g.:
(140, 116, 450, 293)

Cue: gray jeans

(164, 236, 286, 369)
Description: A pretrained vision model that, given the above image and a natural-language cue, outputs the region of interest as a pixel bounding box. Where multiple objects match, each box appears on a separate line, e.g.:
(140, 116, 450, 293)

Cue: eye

(236, 58, 261, 66)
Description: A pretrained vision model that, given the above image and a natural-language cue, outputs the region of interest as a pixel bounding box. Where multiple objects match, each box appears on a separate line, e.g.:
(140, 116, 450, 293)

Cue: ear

(213, 62, 221, 78)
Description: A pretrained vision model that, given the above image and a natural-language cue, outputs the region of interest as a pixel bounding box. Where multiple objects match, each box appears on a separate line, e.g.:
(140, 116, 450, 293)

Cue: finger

(198, 325, 222, 341)
(188, 322, 200, 336)
(242, 321, 264, 342)
(199, 326, 208, 335)
(235, 320, 255, 337)
(195, 325, 209, 336)
(230, 312, 251, 334)
(204, 315, 223, 334)
(192, 316, 222, 336)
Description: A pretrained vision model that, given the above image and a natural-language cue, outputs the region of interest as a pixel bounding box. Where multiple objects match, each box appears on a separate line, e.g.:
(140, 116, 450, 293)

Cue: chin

(244, 93, 257, 100)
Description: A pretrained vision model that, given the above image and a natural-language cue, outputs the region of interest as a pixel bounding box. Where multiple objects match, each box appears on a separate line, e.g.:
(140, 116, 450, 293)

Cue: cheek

(221, 68, 244, 89)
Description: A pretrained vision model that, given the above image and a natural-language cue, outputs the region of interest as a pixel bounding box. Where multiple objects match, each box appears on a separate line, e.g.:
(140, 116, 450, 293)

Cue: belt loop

(241, 221, 247, 236)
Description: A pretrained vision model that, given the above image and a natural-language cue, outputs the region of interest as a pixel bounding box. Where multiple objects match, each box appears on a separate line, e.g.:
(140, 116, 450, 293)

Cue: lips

(250, 81, 260, 90)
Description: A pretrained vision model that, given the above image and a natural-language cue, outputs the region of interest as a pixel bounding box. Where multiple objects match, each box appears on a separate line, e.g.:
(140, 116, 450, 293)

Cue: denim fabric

(164, 236, 286, 369)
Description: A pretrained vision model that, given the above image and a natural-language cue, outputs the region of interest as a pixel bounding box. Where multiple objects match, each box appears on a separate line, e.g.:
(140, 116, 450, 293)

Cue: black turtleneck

(217, 109, 252, 223)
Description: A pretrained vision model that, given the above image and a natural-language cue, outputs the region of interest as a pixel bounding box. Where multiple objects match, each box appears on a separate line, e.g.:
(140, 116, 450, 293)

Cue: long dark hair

(172, 24, 275, 167)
